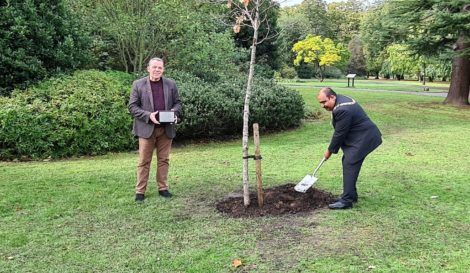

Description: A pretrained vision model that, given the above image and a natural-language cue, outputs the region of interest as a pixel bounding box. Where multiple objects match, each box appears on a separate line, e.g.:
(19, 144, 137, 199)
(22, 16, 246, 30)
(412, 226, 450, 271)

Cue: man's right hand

(324, 150, 332, 160)
(150, 111, 160, 124)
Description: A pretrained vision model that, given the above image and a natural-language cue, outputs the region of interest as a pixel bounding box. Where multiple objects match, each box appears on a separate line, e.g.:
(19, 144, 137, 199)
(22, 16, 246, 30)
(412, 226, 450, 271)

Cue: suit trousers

(135, 127, 172, 194)
(341, 155, 365, 203)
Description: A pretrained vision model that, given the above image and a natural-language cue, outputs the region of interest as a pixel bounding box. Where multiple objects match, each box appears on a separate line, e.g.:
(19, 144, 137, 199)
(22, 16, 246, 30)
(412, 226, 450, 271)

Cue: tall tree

(72, 0, 237, 80)
(327, 0, 365, 44)
(347, 35, 367, 76)
(388, 0, 470, 105)
(277, 5, 311, 68)
(292, 35, 348, 81)
(359, 2, 407, 78)
(301, 0, 333, 38)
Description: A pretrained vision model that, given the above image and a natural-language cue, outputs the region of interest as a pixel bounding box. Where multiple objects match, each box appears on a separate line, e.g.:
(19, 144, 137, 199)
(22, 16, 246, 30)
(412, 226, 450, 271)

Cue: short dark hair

(320, 87, 337, 98)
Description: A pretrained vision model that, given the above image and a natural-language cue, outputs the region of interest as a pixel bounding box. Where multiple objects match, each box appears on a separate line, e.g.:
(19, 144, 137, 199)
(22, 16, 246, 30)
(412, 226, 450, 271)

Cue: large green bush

(0, 0, 91, 96)
(0, 70, 134, 159)
(0, 70, 305, 160)
(169, 72, 305, 139)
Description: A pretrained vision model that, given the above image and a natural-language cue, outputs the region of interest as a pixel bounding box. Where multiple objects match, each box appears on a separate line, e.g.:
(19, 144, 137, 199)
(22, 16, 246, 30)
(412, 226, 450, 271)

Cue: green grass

(1, 84, 469, 272)
(279, 78, 450, 93)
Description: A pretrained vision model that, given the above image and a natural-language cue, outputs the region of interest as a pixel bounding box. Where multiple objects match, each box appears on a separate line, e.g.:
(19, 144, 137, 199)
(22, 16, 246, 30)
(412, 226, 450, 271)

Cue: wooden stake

(253, 123, 264, 208)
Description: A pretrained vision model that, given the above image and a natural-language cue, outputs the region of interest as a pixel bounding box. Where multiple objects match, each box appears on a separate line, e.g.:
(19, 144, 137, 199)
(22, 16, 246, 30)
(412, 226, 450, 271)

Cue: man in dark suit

(317, 87, 382, 209)
(128, 57, 182, 202)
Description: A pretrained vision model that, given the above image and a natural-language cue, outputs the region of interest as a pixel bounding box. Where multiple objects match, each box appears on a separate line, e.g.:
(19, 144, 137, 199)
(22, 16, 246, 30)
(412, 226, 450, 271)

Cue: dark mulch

(216, 183, 335, 218)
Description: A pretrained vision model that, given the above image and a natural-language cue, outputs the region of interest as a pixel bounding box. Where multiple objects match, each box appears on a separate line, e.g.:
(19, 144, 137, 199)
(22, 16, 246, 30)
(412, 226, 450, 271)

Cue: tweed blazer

(328, 94, 382, 164)
(128, 76, 182, 139)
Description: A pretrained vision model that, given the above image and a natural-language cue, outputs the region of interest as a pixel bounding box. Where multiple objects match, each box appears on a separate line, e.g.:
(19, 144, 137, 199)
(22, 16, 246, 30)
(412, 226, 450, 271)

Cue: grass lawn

(1, 83, 469, 272)
(279, 78, 450, 93)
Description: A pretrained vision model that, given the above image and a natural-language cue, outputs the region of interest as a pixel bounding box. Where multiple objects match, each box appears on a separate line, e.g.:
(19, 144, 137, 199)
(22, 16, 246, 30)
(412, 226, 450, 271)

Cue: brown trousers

(135, 127, 172, 194)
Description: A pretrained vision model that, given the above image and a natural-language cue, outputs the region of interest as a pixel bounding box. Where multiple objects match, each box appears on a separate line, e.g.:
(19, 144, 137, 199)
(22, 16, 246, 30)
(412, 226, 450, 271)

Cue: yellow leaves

(292, 35, 346, 67)
(231, 258, 243, 267)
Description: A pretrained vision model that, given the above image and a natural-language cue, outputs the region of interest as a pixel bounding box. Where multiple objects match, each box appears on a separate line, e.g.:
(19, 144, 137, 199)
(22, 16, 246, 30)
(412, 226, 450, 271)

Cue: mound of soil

(216, 184, 335, 218)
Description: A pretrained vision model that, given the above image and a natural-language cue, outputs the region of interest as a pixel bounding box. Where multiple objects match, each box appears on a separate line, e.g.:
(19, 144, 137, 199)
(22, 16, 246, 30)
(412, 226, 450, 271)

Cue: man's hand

(324, 150, 332, 160)
(150, 111, 160, 124)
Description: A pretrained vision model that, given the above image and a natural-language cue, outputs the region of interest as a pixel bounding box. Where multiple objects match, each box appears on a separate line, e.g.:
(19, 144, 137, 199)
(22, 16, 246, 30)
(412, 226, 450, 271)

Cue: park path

(334, 87, 448, 97)
(286, 84, 448, 97)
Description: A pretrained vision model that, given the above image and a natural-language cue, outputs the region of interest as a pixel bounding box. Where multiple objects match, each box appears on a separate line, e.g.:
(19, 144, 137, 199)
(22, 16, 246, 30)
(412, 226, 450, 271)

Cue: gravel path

(334, 87, 448, 97)
(286, 84, 449, 97)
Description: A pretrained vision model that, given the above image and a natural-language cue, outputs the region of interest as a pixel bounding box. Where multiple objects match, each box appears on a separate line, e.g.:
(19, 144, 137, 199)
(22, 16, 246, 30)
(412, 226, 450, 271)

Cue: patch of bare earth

(216, 183, 335, 218)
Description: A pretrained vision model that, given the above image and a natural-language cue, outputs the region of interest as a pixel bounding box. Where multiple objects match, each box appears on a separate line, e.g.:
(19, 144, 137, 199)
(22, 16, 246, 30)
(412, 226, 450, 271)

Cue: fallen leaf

(232, 259, 243, 268)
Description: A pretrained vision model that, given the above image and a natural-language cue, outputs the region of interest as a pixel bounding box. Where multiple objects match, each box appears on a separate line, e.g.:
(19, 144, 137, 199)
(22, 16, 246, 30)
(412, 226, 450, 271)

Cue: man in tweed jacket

(128, 57, 182, 202)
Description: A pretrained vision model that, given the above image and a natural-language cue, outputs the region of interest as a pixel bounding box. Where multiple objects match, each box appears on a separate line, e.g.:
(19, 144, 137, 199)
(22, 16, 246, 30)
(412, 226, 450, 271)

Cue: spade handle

(312, 157, 327, 177)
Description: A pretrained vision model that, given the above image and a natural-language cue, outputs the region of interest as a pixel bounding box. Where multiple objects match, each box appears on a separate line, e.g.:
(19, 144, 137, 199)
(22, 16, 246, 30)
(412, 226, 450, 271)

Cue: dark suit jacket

(128, 76, 182, 139)
(328, 94, 382, 163)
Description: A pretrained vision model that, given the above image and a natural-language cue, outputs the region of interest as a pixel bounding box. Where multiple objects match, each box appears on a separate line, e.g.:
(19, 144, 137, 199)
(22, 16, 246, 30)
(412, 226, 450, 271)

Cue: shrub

(169, 72, 305, 139)
(0, 0, 91, 96)
(0, 70, 134, 159)
(280, 66, 297, 79)
(0, 70, 305, 159)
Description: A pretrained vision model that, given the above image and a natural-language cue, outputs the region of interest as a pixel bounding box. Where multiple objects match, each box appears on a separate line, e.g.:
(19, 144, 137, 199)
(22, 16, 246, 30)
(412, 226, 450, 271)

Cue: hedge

(0, 70, 305, 159)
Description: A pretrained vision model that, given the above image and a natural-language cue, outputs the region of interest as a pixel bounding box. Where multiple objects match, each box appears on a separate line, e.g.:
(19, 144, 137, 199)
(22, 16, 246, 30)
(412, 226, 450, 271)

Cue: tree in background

(387, 0, 469, 105)
(327, 0, 365, 44)
(347, 35, 367, 76)
(292, 35, 348, 81)
(0, 0, 91, 96)
(383, 43, 418, 80)
(277, 5, 310, 63)
(301, 0, 333, 38)
(359, 2, 406, 79)
(71, 0, 237, 81)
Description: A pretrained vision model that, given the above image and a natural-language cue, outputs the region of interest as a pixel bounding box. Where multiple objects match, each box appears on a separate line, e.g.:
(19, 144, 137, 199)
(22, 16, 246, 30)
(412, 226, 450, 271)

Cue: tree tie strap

(243, 155, 263, 160)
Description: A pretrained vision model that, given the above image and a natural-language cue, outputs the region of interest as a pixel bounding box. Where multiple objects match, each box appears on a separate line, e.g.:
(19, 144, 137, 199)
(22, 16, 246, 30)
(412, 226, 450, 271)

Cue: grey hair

(148, 57, 164, 67)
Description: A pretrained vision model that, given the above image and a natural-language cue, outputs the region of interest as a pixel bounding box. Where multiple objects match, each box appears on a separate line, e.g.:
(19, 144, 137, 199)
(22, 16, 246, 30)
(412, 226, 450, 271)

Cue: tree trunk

(242, 11, 259, 207)
(422, 62, 426, 85)
(444, 35, 470, 105)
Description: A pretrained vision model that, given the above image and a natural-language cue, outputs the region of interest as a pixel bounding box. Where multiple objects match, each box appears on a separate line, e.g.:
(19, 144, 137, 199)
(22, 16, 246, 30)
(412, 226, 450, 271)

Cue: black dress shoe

(334, 197, 358, 203)
(328, 201, 353, 210)
(135, 193, 145, 202)
(158, 190, 172, 198)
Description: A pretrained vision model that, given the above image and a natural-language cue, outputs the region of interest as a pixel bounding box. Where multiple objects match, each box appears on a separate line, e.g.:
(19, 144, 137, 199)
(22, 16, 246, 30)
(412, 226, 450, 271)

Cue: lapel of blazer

(162, 77, 169, 110)
(145, 77, 154, 111)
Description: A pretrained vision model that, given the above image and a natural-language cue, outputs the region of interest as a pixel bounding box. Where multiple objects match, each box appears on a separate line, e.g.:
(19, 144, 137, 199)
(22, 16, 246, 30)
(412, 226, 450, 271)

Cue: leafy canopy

(292, 35, 348, 68)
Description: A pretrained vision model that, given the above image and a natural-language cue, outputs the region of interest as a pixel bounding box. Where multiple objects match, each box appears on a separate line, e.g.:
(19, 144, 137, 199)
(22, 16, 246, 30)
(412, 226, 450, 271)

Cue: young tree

(224, 0, 278, 206)
(292, 35, 348, 81)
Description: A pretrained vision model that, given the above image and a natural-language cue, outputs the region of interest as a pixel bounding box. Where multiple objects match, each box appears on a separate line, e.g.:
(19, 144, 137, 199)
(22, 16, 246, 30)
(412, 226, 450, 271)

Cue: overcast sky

(277, 0, 345, 7)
